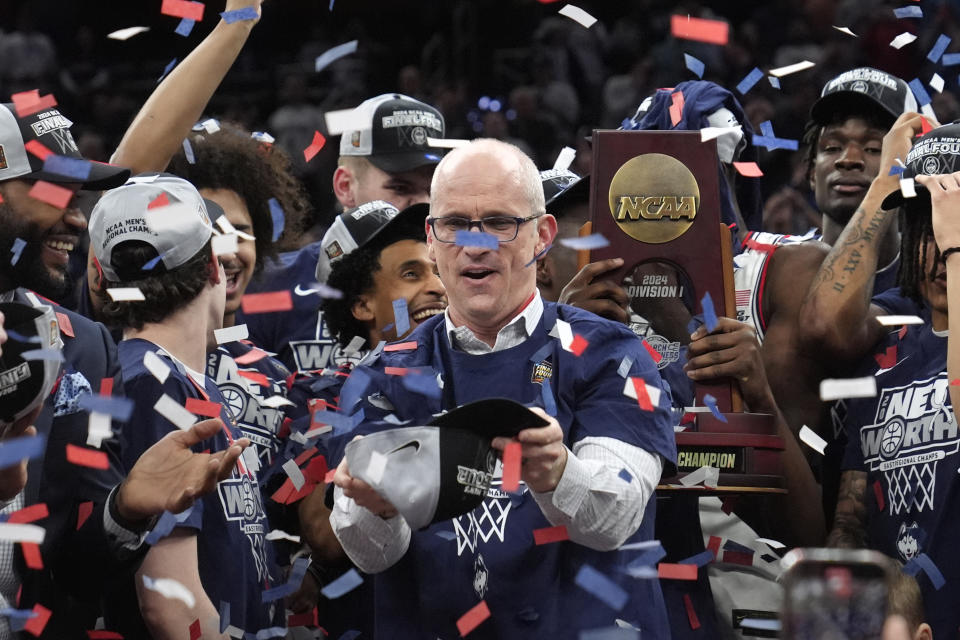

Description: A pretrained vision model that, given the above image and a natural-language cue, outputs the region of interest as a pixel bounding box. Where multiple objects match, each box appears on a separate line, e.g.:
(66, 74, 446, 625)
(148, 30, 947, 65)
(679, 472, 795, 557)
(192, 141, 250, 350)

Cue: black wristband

(107, 485, 156, 534)
(942, 247, 960, 262)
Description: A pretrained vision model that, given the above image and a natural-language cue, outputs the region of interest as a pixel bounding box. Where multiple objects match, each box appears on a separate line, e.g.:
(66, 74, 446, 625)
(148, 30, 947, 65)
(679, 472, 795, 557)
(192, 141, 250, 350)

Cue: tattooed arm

(827, 470, 868, 548)
(798, 113, 926, 365)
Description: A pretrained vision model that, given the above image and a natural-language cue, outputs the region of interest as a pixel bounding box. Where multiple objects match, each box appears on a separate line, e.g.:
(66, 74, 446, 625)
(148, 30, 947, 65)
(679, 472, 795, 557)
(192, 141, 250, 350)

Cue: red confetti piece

(28, 181, 73, 209)
(23, 604, 51, 637)
(237, 370, 269, 386)
(87, 632, 124, 639)
(732, 161, 763, 177)
(456, 600, 491, 636)
(66, 444, 109, 470)
(303, 455, 328, 484)
(501, 441, 522, 493)
(287, 607, 318, 627)
(148, 193, 170, 210)
(951, 379, 960, 386)
(22, 542, 42, 569)
(294, 446, 319, 467)
(8, 503, 48, 524)
(920, 116, 934, 135)
(11, 90, 57, 118)
(631, 377, 654, 411)
(683, 593, 701, 629)
(384, 367, 409, 375)
(641, 339, 663, 364)
(161, 0, 205, 21)
(24, 140, 53, 161)
(233, 348, 269, 365)
(100, 377, 114, 396)
(241, 290, 293, 314)
(303, 131, 327, 163)
(188, 618, 201, 640)
(670, 14, 729, 45)
(270, 476, 314, 504)
(722, 550, 754, 566)
(897, 324, 908, 340)
(669, 91, 685, 127)
(185, 397, 222, 417)
(533, 525, 569, 545)
(658, 563, 698, 580)
(873, 480, 885, 512)
(77, 501, 93, 530)
(324, 468, 337, 484)
(569, 334, 589, 356)
(875, 345, 897, 370)
(384, 341, 417, 352)
(706, 535, 722, 558)
(55, 312, 75, 338)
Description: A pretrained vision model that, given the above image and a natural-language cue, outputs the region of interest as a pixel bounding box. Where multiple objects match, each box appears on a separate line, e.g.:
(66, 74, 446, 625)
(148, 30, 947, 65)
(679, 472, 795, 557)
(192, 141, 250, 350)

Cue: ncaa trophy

(586, 130, 784, 494)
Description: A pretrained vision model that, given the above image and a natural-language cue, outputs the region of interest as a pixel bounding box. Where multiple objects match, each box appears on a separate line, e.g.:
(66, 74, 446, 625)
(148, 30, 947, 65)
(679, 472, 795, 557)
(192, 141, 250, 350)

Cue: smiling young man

(327, 139, 676, 638)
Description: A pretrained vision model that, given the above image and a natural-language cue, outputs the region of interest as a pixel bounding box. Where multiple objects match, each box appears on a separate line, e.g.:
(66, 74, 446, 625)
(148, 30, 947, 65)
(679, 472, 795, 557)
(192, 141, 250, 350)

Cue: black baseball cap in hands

(344, 399, 548, 529)
(881, 122, 960, 210)
(0, 301, 62, 423)
(810, 68, 918, 128)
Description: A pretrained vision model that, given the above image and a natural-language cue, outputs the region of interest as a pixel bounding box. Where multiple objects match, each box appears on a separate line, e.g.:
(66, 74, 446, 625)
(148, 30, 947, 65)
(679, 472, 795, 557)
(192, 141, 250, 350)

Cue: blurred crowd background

(3, 0, 960, 235)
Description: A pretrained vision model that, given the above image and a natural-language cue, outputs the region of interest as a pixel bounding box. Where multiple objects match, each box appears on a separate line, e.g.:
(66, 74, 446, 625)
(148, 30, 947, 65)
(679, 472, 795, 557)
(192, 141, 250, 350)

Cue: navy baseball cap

(881, 122, 960, 209)
(811, 68, 918, 127)
(540, 168, 589, 208)
(0, 301, 61, 422)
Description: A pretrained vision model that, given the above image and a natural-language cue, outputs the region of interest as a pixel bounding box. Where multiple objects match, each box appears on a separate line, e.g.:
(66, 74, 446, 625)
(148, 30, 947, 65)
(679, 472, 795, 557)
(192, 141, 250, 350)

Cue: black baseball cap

(338, 93, 446, 173)
(810, 67, 918, 127)
(344, 399, 548, 529)
(881, 122, 960, 209)
(0, 102, 130, 190)
(540, 168, 589, 208)
(0, 301, 62, 422)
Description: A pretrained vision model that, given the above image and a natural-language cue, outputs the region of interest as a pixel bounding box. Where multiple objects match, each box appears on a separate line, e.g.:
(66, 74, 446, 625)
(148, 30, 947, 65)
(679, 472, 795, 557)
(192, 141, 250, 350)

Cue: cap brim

(367, 150, 444, 174)
(546, 173, 590, 208)
(201, 197, 226, 227)
(429, 398, 549, 439)
(881, 181, 928, 210)
(32, 160, 131, 191)
(365, 202, 430, 246)
(810, 92, 897, 126)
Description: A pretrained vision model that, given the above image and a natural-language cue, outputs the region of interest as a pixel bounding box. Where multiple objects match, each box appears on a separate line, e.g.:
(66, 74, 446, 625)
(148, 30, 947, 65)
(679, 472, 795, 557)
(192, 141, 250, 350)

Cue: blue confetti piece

(908, 553, 946, 590)
(700, 291, 718, 332)
(158, 58, 178, 83)
(524, 243, 551, 268)
(262, 556, 310, 602)
(311, 409, 355, 435)
(329, 0, 336, 10)
(889, 165, 906, 176)
(321, 568, 364, 599)
(174, 18, 195, 37)
(142, 254, 163, 271)
(909, 78, 932, 106)
(928, 34, 951, 62)
(392, 298, 410, 337)
(679, 549, 715, 567)
(182, 138, 195, 165)
(541, 377, 557, 417)
(220, 6, 259, 23)
(894, 5, 923, 18)
(42, 155, 92, 181)
(314, 40, 360, 73)
(268, 198, 285, 242)
(401, 371, 441, 399)
(4, 329, 39, 344)
(145, 510, 179, 545)
(722, 539, 754, 555)
(78, 394, 133, 421)
(579, 627, 639, 640)
(529, 342, 553, 364)
(751, 135, 799, 151)
(10, 238, 25, 266)
(684, 53, 704, 78)
(740, 619, 781, 633)
(219, 601, 230, 634)
(574, 564, 628, 611)
(338, 632, 362, 640)
(435, 529, 457, 541)
(736, 67, 764, 95)
(454, 230, 499, 250)
(0, 607, 37, 633)
(943, 53, 960, 66)
(703, 394, 728, 423)
(628, 543, 666, 568)
(558, 233, 610, 250)
(616, 355, 633, 378)
(759, 120, 774, 137)
(0, 434, 46, 469)
(618, 468, 632, 483)
(22, 348, 63, 362)
(380, 323, 394, 333)
(768, 75, 781, 89)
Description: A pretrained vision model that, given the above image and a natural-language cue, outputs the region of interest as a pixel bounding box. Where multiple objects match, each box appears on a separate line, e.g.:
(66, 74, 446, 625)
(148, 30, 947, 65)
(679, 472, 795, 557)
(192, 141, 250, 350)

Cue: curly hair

(167, 122, 310, 269)
(96, 240, 214, 331)
(802, 107, 892, 183)
(897, 197, 939, 304)
(322, 217, 427, 349)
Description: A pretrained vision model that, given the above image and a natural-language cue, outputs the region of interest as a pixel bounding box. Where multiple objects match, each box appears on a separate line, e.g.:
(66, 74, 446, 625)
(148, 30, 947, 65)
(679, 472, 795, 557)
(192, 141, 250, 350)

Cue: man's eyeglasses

(427, 214, 543, 243)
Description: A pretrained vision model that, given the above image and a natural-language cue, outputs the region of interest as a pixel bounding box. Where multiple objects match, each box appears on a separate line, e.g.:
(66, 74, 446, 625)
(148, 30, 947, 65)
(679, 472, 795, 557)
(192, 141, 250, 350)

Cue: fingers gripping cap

(881, 122, 960, 209)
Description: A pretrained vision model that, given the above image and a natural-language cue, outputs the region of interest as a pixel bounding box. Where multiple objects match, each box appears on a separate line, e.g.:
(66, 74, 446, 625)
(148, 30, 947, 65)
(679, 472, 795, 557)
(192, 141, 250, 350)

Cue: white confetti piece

(877, 315, 924, 326)
(755, 537, 786, 550)
(799, 425, 828, 455)
(343, 335, 366, 356)
(552, 319, 574, 351)
(198, 118, 220, 134)
(212, 233, 238, 256)
(141, 575, 196, 609)
(425, 137, 470, 148)
(679, 465, 719, 488)
(931, 73, 945, 93)
(143, 351, 171, 383)
(820, 376, 878, 401)
(314, 39, 359, 73)
(618, 540, 662, 551)
(0, 523, 45, 543)
(260, 395, 294, 408)
(683, 406, 711, 413)
(214, 324, 248, 345)
(622, 378, 662, 407)
(154, 394, 196, 430)
(324, 108, 364, 136)
(303, 424, 333, 439)
(552, 146, 576, 171)
(365, 451, 388, 484)
(107, 287, 145, 302)
(768, 60, 815, 77)
(700, 125, 742, 143)
(282, 459, 305, 491)
(921, 103, 937, 123)
(890, 32, 917, 49)
(87, 411, 112, 448)
(107, 26, 150, 40)
(900, 177, 916, 199)
(241, 446, 260, 474)
(832, 25, 858, 37)
(265, 529, 302, 544)
(558, 4, 597, 28)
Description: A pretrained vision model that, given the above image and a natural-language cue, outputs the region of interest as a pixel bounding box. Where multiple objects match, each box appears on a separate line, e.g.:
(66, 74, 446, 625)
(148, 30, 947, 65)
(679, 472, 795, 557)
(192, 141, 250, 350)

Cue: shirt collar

(444, 290, 543, 351)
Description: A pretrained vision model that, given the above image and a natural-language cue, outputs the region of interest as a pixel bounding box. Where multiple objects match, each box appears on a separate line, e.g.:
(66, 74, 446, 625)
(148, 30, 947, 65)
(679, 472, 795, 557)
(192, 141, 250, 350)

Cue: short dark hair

(322, 218, 426, 349)
(802, 108, 892, 182)
(167, 122, 310, 269)
(96, 240, 213, 331)
(897, 197, 938, 304)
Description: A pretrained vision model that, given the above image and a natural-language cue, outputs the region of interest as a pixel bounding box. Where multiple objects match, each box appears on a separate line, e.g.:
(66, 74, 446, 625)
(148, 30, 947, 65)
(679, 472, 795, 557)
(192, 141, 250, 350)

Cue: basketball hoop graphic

(453, 479, 516, 556)
(886, 461, 937, 515)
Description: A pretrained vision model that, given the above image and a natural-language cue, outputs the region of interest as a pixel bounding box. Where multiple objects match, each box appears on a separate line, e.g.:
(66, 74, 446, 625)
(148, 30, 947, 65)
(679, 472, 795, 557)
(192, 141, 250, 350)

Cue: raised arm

(799, 113, 925, 363)
(110, 0, 264, 174)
